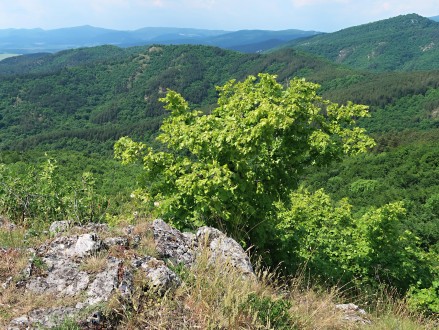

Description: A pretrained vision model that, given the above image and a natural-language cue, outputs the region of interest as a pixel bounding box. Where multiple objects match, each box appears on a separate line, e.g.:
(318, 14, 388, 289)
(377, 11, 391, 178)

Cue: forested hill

(1, 31, 439, 320)
(1, 45, 350, 153)
(1, 44, 439, 153)
(283, 13, 439, 71)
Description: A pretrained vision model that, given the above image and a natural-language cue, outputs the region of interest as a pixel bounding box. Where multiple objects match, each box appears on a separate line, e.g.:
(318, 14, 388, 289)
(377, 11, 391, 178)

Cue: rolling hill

(1, 44, 439, 154)
(282, 14, 439, 71)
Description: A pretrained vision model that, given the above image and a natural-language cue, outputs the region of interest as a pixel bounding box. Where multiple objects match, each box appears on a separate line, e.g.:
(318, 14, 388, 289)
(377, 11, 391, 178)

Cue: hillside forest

(0, 13, 438, 321)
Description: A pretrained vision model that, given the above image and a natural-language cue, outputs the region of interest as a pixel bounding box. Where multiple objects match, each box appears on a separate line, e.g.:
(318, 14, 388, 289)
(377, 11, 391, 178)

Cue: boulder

(152, 219, 197, 266)
(8, 307, 78, 330)
(80, 257, 123, 307)
(196, 226, 254, 276)
(133, 256, 181, 294)
(26, 256, 90, 296)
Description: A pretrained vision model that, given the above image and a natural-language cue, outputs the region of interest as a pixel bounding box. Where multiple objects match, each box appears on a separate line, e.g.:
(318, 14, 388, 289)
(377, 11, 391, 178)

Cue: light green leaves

(115, 73, 374, 237)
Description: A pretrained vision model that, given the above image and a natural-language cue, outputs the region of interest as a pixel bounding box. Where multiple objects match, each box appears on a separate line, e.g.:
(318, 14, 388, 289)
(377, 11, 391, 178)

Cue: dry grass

(365, 290, 438, 330)
(0, 285, 79, 328)
(136, 234, 158, 258)
(0, 248, 29, 283)
(1, 219, 436, 329)
(110, 246, 353, 329)
(79, 252, 109, 274)
(108, 244, 436, 330)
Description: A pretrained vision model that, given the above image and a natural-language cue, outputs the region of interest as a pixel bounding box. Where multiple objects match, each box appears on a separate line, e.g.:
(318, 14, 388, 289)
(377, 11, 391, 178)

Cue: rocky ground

(1, 218, 370, 329)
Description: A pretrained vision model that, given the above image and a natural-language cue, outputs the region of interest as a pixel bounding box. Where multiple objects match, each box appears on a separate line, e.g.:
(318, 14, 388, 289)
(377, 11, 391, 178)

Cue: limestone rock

(26, 256, 89, 296)
(103, 236, 129, 248)
(82, 257, 122, 306)
(8, 219, 254, 329)
(2, 276, 13, 289)
(196, 226, 254, 276)
(48, 220, 70, 235)
(335, 303, 371, 325)
(152, 219, 196, 266)
(74, 233, 102, 257)
(8, 307, 77, 330)
(152, 219, 254, 277)
(133, 256, 181, 294)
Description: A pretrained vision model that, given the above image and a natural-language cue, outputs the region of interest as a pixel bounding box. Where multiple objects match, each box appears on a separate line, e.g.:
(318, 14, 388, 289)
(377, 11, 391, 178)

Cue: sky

(0, 0, 438, 32)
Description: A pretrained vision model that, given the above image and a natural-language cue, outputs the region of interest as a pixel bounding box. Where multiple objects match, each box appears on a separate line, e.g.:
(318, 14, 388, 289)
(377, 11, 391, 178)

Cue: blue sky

(0, 0, 437, 32)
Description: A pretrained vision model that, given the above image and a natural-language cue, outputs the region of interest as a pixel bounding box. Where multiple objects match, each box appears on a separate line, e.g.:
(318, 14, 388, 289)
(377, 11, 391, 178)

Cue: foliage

(275, 189, 434, 293)
(408, 280, 439, 315)
(241, 293, 294, 329)
(1, 43, 439, 154)
(115, 74, 374, 242)
(0, 156, 111, 226)
(303, 140, 439, 252)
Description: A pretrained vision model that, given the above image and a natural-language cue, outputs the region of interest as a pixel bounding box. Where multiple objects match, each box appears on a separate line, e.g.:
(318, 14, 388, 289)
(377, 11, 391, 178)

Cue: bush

(114, 73, 374, 246)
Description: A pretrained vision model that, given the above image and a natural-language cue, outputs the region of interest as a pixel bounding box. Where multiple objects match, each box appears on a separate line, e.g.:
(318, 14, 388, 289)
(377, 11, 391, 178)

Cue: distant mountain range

(3, 13, 439, 70)
(0, 25, 320, 55)
(278, 14, 439, 71)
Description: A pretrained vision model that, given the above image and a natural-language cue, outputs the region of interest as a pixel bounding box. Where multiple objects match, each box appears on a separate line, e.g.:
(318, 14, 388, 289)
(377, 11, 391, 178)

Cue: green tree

(276, 188, 434, 298)
(115, 73, 374, 244)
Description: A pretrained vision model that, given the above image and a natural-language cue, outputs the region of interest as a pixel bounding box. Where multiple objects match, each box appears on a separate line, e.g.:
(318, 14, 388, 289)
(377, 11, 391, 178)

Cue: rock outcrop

(4, 219, 370, 329)
(7, 219, 254, 329)
(151, 219, 254, 276)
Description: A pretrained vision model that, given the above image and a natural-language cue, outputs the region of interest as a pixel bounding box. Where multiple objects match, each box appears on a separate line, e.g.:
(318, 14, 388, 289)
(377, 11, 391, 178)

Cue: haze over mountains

(1, 13, 439, 64)
(0, 25, 320, 54)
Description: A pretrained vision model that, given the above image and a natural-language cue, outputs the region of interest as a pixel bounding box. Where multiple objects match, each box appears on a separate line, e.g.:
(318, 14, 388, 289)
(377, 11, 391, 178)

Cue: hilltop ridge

(283, 13, 439, 71)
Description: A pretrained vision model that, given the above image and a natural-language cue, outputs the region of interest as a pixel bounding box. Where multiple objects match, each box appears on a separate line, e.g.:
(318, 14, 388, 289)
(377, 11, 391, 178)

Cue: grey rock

(21, 259, 33, 279)
(49, 220, 70, 235)
(8, 307, 77, 329)
(152, 219, 254, 276)
(81, 222, 109, 232)
(122, 225, 135, 235)
(196, 226, 254, 276)
(82, 257, 121, 306)
(2, 276, 13, 289)
(39, 233, 102, 258)
(131, 235, 142, 248)
(152, 219, 196, 266)
(73, 233, 102, 257)
(41, 235, 77, 257)
(133, 256, 181, 294)
(103, 236, 129, 248)
(335, 303, 371, 325)
(81, 310, 105, 328)
(9, 220, 254, 329)
(26, 256, 89, 296)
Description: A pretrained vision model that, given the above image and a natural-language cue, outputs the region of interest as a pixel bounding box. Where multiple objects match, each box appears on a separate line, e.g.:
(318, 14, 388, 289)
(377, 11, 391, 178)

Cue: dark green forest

(285, 13, 439, 72)
(1, 16, 439, 316)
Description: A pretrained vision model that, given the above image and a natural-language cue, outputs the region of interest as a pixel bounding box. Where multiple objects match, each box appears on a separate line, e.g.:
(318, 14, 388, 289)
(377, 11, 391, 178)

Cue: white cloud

(0, 0, 437, 31)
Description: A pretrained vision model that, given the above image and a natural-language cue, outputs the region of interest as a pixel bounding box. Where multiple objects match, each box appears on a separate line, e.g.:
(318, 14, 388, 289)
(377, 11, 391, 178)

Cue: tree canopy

(115, 73, 374, 241)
